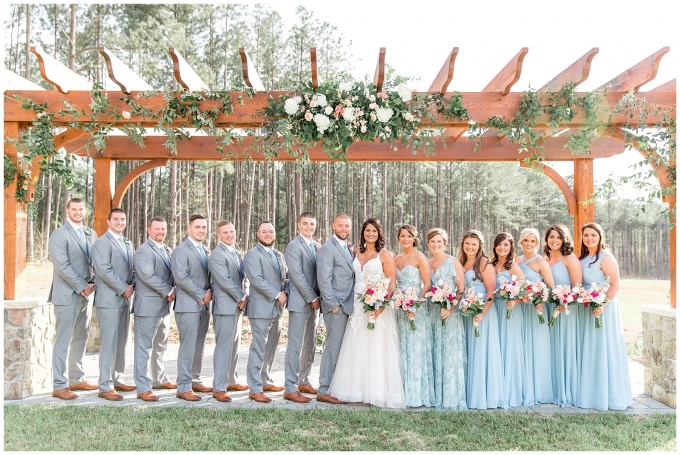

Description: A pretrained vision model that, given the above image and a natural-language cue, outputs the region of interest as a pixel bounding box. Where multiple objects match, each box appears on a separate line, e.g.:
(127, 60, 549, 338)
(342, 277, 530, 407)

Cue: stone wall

(4, 299, 54, 399)
(641, 304, 676, 408)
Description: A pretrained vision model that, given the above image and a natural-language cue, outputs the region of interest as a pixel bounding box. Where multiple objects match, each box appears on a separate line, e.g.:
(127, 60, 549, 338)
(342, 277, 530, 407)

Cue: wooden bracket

(520, 161, 577, 215)
(98, 47, 153, 94)
(239, 48, 265, 91)
(30, 45, 91, 93)
(428, 47, 459, 94)
(169, 48, 208, 91)
(112, 160, 168, 208)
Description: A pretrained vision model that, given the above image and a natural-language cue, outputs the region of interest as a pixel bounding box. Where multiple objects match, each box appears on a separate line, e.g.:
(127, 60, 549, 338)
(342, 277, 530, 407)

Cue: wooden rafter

(428, 47, 459, 94)
(311, 47, 319, 90)
(648, 79, 676, 92)
(598, 46, 670, 92)
(373, 47, 386, 91)
(112, 160, 168, 208)
(29, 45, 91, 93)
(169, 48, 208, 91)
(239, 48, 265, 91)
(98, 47, 153, 94)
(540, 48, 599, 92)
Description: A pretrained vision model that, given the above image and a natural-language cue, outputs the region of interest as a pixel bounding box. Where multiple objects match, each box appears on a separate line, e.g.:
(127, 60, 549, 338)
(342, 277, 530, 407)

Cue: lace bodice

(353, 256, 385, 295)
(396, 265, 422, 292)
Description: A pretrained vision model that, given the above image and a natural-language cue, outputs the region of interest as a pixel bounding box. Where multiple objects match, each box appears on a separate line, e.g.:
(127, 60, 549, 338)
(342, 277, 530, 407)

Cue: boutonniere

(348, 242, 354, 249)
(314, 242, 322, 252)
(123, 237, 133, 247)
(84, 227, 93, 237)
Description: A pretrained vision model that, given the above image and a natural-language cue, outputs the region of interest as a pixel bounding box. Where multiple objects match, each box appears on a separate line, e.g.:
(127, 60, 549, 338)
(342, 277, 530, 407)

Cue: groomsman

(208, 220, 250, 402)
(283, 212, 321, 404)
(48, 198, 99, 400)
(91, 208, 136, 401)
(132, 217, 176, 402)
(316, 213, 355, 404)
(171, 214, 213, 401)
(242, 221, 289, 403)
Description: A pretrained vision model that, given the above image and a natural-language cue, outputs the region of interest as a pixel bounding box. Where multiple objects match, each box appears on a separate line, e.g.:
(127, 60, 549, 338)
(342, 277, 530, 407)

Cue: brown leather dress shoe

(52, 388, 78, 400)
(192, 384, 213, 393)
(297, 384, 318, 394)
(283, 391, 312, 403)
(153, 382, 177, 390)
(98, 390, 124, 401)
(249, 392, 272, 403)
(227, 384, 249, 392)
(176, 391, 201, 401)
(137, 391, 159, 402)
(317, 393, 347, 404)
(212, 391, 232, 402)
(70, 381, 98, 391)
(262, 384, 284, 392)
(114, 384, 137, 392)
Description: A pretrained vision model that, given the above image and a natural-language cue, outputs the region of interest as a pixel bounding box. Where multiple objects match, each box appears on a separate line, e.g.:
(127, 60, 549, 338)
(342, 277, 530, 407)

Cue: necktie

(345, 244, 353, 262)
(197, 244, 208, 268)
(79, 227, 89, 255)
(118, 237, 129, 262)
(309, 242, 317, 265)
(230, 248, 242, 268)
(268, 249, 281, 274)
(161, 245, 171, 263)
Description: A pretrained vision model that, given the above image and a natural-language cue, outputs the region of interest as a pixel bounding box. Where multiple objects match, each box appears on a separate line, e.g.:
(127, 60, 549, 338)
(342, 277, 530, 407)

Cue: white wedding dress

(328, 256, 406, 409)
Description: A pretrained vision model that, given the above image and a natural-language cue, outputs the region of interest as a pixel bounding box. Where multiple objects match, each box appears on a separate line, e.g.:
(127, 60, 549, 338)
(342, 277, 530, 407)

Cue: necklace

(400, 250, 416, 259)
(431, 254, 447, 269)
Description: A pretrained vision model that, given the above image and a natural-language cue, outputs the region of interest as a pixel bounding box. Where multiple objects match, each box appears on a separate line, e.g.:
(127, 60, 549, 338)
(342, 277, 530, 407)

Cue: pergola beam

(30, 45, 91, 93)
(428, 47, 459, 94)
(598, 46, 670, 92)
(169, 48, 209, 91)
(373, 47, 386, 91)
(99, 47, 154, 94)
(239, 48, 265, 91)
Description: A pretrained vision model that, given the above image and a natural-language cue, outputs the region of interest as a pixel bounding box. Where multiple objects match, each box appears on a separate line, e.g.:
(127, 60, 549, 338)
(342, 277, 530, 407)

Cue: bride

(328, 218, 406, 409)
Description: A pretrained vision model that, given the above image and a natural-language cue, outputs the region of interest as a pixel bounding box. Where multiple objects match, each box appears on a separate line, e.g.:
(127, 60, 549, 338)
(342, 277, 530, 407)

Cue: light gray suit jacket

(209, 243, 249, 316)
(171, 238, 211, 313)
(316, 237, 355, 315)
(47, 223, 98, 305)
(92, 231, 135, 309)
(133, 238, 174, 317)
(242, 243, 288, 320)
(285, 235, 320, 314)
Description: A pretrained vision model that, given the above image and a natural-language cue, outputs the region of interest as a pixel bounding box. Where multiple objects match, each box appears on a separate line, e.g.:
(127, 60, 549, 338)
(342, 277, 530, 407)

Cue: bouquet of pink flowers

(460, 287, 488, 337)
(393, 287, 422, 331)
(579, 277, 611, 329)
(547, 284, 582, 327)
(496, 275, 527, 320)
(358, 274, 392, 330)
(524, 280, 550, 324)
(425, 279, 462, 326)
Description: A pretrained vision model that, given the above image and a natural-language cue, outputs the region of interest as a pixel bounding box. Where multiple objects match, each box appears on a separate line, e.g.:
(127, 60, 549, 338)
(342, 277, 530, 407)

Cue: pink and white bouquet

(358, 274, 392, 330)
(524, 280, 550, 324)
(547, 284, 582, 327)
(425, 279, 462, 326)
(496, 275, 527, 320)
(393, 287, 422, 331)
(461, 287, 488, 337)
(579, 277, 611, 329)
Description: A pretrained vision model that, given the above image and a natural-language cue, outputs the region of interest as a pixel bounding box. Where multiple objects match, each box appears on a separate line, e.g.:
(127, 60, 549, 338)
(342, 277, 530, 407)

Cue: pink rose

(370, 113, 377, 121)
(37, 112, 46, 118)
(121, 111, 131, 120)
(305, 110, 313, 121)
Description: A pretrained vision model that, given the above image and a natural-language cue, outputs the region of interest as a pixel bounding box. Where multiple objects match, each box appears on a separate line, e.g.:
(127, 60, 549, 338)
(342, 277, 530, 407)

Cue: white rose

(294, 96, 302, 103)
(339, 82, 353, 93)
(403, 112, 414, 121)
(284, 98, 299, 115)
(361, 125, 367, 133)
(342, 107, 355, 122)
(316, 94, 328, 107)
(376, 107, 393, 123)
(397, 83, 412, 103)
(324, 106, 333, 115)
(369, 94, 376, 102)
(313, 113, 331, 133)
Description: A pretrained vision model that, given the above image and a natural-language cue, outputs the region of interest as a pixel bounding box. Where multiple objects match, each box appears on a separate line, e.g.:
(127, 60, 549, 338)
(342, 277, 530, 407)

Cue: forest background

(3, 2, 672, 280)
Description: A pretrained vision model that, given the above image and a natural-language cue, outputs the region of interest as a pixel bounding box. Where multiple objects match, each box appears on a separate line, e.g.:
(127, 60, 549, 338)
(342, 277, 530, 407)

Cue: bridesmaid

(543, 224, 582, 407)
(491, 232, 525, 408)
(459, 230, 504, 409)
(394, 225, 435, 407)
(578, 223, 632, 410)
(517, 228, 554, 406)
(427, 228, 467, 410)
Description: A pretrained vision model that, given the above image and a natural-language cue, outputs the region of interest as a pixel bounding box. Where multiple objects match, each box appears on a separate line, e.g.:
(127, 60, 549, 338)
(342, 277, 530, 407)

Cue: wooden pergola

(3, 46, 676, 306)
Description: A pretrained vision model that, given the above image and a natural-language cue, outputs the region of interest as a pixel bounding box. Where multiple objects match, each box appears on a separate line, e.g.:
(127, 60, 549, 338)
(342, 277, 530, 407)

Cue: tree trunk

(69, 4, 76, 70)
(169, 160, 177, 245)
(24, 4, 31, 79)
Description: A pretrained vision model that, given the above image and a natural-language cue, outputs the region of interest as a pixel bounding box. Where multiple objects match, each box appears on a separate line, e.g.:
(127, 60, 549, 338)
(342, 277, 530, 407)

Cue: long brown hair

(491, 232, 515, 271)
(543, 224, 574, 258)
(578, 222, 610, 266)
(458, 230, 488, 281)
(359, 218, 385, 253)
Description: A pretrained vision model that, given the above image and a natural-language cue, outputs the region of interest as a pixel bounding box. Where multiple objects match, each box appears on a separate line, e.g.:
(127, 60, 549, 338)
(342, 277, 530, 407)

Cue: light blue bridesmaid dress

(495, 269, 525, 408)
(463, 269, 504, 409)
(396, 265, 435, 407)
(430, 257, 467, 410)
(549, 261, 580, 406)
(578, 251, 632, 410)
(518, 256, 553, 405)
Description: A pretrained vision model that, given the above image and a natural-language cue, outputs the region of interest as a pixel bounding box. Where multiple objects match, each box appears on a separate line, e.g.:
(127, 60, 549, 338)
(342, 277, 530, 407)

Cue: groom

(316, 213, 354, 404)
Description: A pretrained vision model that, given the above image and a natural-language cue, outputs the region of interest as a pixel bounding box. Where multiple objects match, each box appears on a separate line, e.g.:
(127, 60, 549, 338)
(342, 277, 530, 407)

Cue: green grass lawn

(3, 406, 676, 451)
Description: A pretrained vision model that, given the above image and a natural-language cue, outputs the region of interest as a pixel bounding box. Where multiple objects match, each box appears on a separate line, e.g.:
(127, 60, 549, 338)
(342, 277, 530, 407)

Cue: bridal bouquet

(524, 280, 550, 324)
(425, 279, 462, 326)
(460, 287, 488, 337)
(393, 287, 422, 331)
(547, 284, 582, 327)
(358, 274, 392, 330)
(496, 275, 527, 320)
(579, 277, 611, 329)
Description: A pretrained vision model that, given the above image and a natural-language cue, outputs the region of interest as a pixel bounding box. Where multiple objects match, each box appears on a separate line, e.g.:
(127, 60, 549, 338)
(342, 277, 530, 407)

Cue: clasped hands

(80, 283, 96, 297)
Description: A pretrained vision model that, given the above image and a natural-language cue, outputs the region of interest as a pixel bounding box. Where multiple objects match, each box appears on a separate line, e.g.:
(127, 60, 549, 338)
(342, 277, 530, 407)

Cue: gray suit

(92, 231, 135, 392)
(316, 236, 355, 395)
(132, 238, 174, 393)
(209, 242, 249, 392)
(171, 238, 211, 393)
(48, 222, 98, 390)
(242, 243, 289, 393)
(283, 235, 321, 393)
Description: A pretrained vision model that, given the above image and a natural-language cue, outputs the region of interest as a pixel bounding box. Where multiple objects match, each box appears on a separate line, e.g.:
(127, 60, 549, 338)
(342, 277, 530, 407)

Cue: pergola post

(668, 194, 676, 308)
(3, 122, 28, 300)
(573, 158, 595, 254)
(93, 158, 115, 235)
